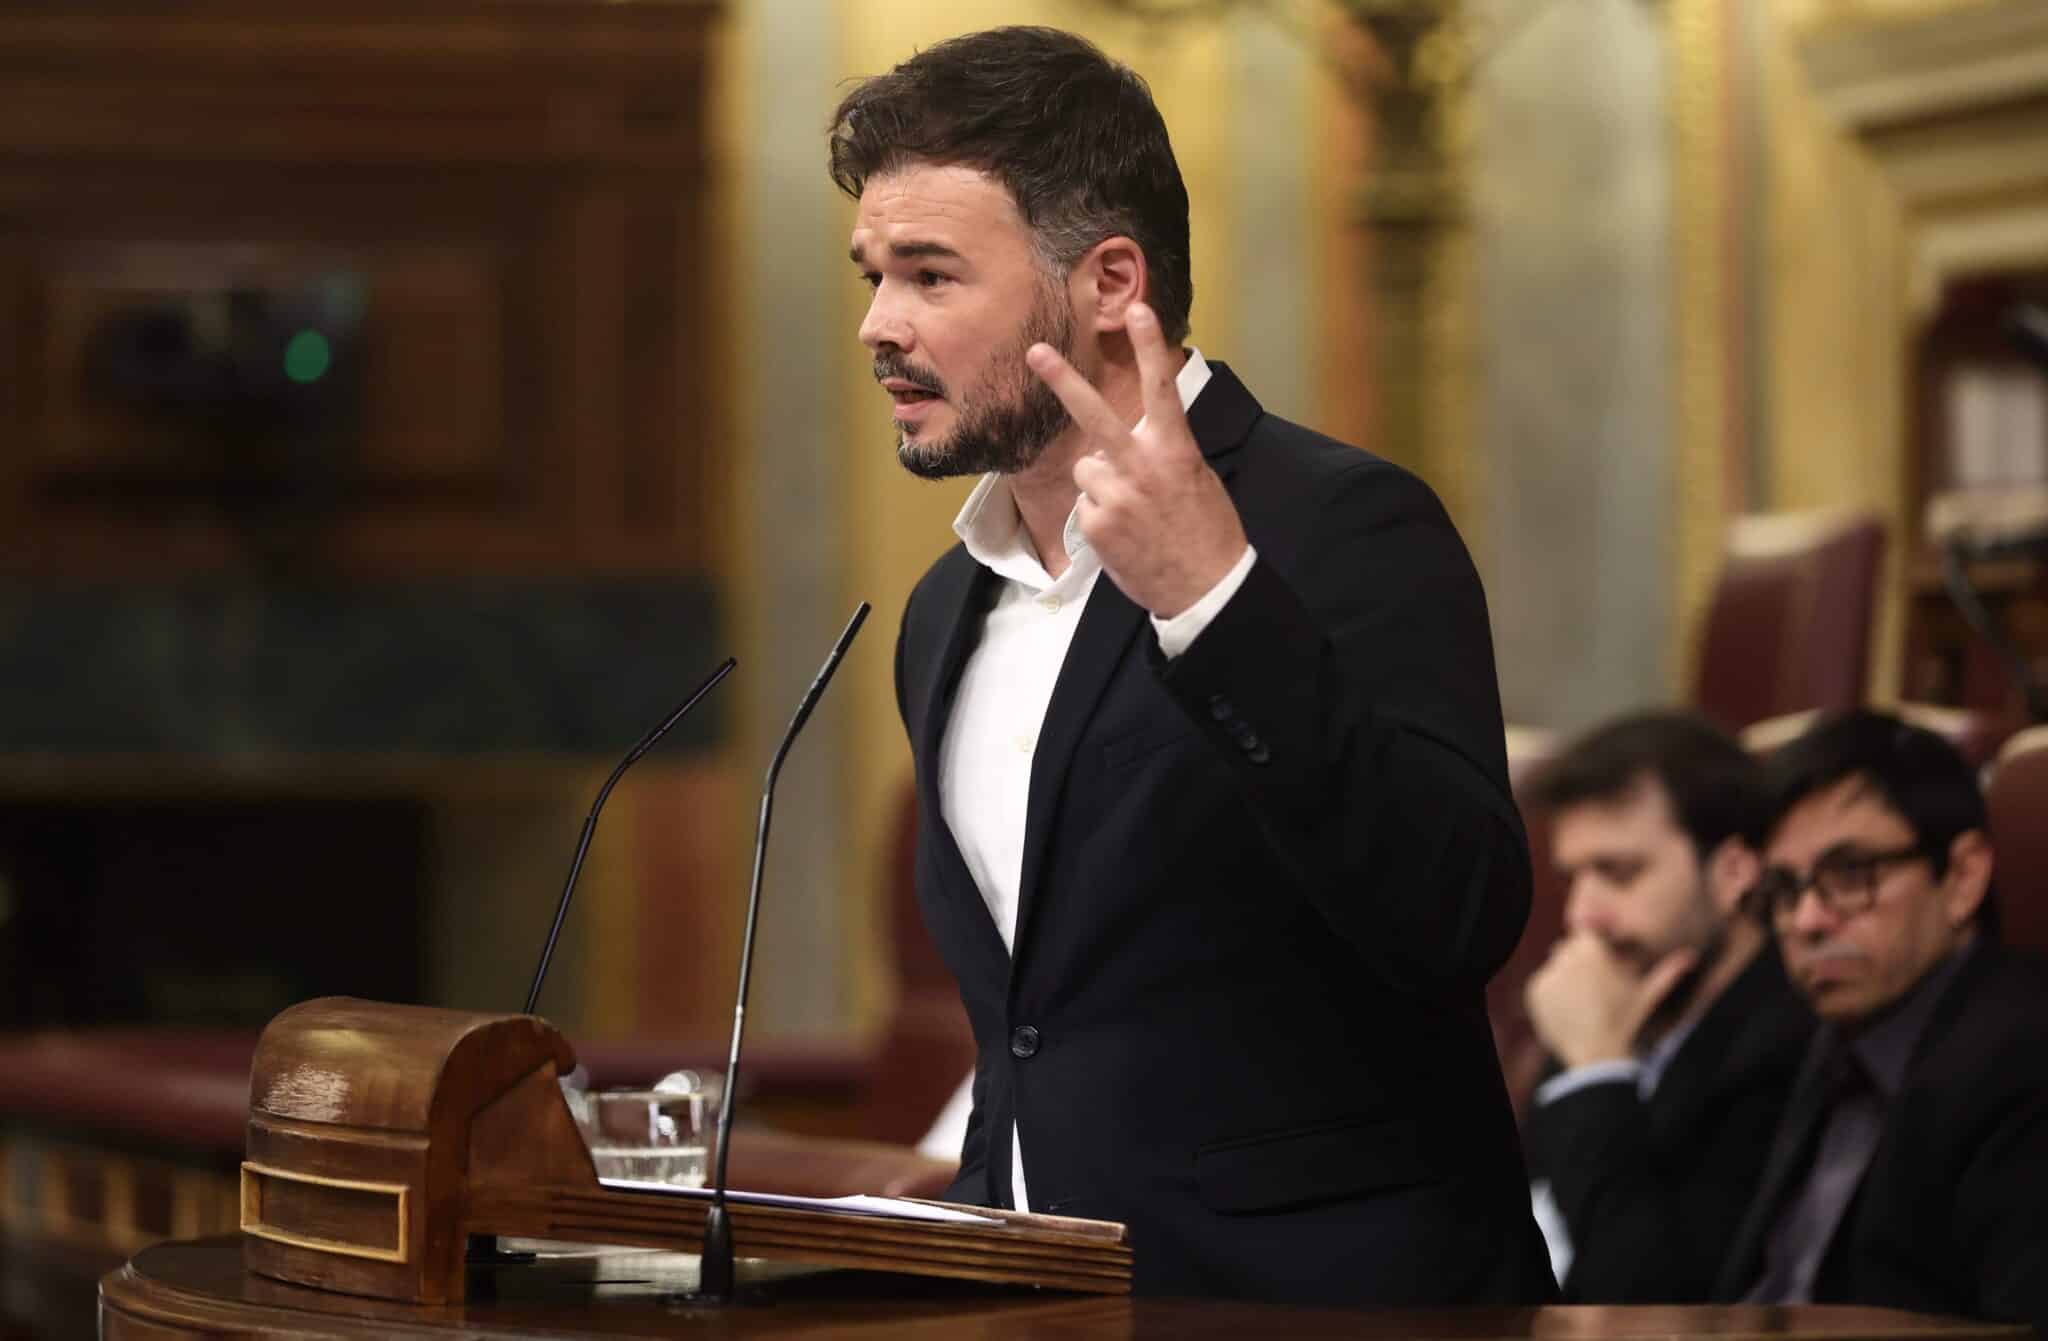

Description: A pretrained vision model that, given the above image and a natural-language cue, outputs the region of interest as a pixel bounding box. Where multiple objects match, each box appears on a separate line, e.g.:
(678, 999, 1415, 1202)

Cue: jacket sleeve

(1955, 1039, 2048, 1329)
(1156, 459, 1529, 996)
(1531, 1076, 1780, 1303)
(895, 597, 912, 733)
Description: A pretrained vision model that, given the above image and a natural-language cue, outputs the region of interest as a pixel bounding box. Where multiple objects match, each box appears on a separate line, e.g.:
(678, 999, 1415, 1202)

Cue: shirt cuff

(1533, 1059, 1644, 1109)
(1151, 545, 1257, 659)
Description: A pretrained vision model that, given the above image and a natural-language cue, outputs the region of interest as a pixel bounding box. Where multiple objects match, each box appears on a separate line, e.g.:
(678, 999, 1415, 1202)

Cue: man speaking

(836, 27, 1553, 1303)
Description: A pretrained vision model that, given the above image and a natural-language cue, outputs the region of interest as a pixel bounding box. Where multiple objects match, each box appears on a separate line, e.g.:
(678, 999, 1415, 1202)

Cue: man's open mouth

(881, 377, 942, 406)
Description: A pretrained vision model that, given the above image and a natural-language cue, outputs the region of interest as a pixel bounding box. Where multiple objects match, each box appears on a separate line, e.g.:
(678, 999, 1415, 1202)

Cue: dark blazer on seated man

(1714, 712, 2048, 1331)
(1715, 942, 2048, 1325)
(1525, 945, 1814, 1301)
(897, 360, 1555, 1302)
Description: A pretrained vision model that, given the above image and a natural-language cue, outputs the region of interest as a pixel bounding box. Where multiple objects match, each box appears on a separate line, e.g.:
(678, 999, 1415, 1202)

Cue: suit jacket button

(1207, 695, 1234, 722)
(1010, 1026, 1041, 1059)
(1246, 741, 1271, 765)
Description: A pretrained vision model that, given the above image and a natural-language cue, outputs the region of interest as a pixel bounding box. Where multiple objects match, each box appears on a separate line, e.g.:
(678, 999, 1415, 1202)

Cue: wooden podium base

(101, 1237, 2030, 1340)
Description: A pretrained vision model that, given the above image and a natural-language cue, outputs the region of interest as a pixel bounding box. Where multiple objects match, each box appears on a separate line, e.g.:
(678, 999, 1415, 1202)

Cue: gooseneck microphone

(698, 603, 869, 1302)
(522, 656, 738, 1017)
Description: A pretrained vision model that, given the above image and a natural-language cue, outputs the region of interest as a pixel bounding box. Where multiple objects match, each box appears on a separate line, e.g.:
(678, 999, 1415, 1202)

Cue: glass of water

(571, 1080, 711, 1189)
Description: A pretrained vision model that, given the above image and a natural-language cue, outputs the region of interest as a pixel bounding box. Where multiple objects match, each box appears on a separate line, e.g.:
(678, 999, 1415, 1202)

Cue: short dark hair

(828, 26, 1194, 344)
(1761, 709, 1998, 934)
(1526, 711, 1768, 859)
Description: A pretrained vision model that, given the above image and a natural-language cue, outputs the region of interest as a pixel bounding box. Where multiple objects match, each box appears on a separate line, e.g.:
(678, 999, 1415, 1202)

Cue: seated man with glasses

(1714, 711, 2048, 1331)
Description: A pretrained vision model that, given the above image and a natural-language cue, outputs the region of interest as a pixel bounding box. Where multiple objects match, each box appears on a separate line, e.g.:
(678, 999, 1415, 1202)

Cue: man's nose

(1784, 886, 1838, 938)
(1562, 880, 1604, 935)
(859, 287, 911, 352)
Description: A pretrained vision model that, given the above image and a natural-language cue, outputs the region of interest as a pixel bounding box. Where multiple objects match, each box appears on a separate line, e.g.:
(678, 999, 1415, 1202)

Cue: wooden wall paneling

(671, 185, 715, 552)
(629, 765, 742, 1040)
(0, 221, 29, 551)
(354, 246, 505, 497)
(622, 198, 680, 537)
(0, 2, 722, 579)
(563, 182, 628, 560)
(11, 197, 552, 573)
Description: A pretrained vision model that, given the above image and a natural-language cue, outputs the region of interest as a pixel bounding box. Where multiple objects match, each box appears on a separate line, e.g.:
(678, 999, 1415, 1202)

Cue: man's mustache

(874, 353, 945, 397)
(1798, 940, 1868, 964)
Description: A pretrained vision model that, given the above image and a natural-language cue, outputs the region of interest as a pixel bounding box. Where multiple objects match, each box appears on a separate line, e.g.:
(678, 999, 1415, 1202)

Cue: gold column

(1348, 2, 1479, 544)
(1093, 0, 1481, 548)
(1669, 0, 1734, 699)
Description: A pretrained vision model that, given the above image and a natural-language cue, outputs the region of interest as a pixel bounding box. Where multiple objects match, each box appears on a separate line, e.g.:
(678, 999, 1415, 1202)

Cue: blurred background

(1, 0, 2045, 1333)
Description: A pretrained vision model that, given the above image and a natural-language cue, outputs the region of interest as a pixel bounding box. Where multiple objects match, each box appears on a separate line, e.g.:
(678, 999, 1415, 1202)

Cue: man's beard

(1633, 919, 1729, 1042)
(881, 295, 1076, 480)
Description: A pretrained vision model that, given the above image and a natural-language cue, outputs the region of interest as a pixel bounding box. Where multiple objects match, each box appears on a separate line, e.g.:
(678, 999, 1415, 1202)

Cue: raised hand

(1523, 932, 1699, 1071)
(1024, 302, 1248, 619)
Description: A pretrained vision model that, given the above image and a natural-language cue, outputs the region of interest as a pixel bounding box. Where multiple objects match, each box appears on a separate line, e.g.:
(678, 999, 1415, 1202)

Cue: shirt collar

(1840, 940, 1977, 1099)
(953, 348, 1213, 583)
(1638, 1007, 1703, 1095)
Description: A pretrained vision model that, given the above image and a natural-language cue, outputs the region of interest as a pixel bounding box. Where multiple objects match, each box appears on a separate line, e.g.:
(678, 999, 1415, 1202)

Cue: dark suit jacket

(1713, 945, 2048, 1331)
(1522, 943, 1815, 1303)
(893, 362, 1555, 1303)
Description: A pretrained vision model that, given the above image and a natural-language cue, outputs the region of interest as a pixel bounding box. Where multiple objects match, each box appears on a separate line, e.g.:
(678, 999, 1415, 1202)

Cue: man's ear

(1073, 236, 1148, 332)
(1940, 829, 1994, 930)
(1706, 837, 1762, 919)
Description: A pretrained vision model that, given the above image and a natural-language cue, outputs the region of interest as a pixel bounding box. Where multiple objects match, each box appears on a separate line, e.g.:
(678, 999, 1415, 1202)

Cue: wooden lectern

(237, 998, 1130, 1304)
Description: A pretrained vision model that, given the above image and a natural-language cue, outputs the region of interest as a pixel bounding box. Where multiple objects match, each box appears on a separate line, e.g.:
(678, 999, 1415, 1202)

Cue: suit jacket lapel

(1189, 360, 1260, 482)
(1011, 579, 1148, 968)
(1650, 949, 1774, 1136)
(1715, 1034, 1837, 1298)
(1008, 361, 1265, 970)
(914, 552, 1011, 970)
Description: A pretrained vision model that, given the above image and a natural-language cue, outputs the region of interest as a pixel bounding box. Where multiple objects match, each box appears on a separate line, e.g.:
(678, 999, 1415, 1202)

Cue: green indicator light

(283, 329, 332, 384)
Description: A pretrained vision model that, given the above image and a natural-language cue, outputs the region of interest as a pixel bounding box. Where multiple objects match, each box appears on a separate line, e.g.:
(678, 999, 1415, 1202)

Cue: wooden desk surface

(101, 1237, 2028, 1340)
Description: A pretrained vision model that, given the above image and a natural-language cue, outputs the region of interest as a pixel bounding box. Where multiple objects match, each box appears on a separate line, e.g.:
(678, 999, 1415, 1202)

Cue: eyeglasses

(1747, 843, 1934, 922)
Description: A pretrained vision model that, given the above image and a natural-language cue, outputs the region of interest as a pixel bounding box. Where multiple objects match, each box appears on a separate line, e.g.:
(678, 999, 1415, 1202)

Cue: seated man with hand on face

(1715, 711, 2048, 1331)
(1521, 713, 1815, 1301)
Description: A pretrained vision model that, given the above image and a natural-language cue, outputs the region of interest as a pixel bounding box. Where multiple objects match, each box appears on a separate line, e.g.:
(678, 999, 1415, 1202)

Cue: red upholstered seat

(0, 1029, 256, 1157)
(1987, 726, 2048, 960)
(1696, 510, 1887, 731)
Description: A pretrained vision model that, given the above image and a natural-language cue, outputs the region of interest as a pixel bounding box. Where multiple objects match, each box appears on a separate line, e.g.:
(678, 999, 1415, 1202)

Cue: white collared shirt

(938, 348, 1258, 1211)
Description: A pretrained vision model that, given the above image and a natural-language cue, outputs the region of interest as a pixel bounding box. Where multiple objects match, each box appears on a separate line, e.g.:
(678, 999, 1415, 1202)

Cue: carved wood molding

(1797, 2, 2048, 310)
(1800, 0, 2048, 136)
